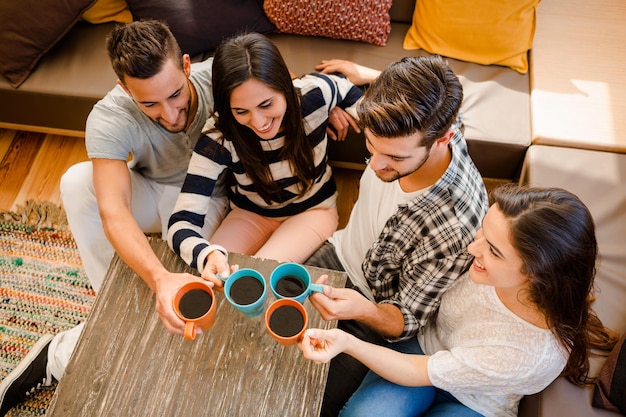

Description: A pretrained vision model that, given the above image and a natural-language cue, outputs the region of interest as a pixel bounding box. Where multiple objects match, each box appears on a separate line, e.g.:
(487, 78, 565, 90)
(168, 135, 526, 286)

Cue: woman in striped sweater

(167, 33, 364, 288)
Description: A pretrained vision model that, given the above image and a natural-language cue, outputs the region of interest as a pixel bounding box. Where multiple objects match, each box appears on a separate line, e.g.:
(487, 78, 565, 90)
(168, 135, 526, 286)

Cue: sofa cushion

(82, 0, 132, 23)
(404, 0, 539, 74)
(0, 0, 97, 88)
(530, 0, 626, 154)
(126, 0, 276, 56)
(263, 0, 393, 46)
(593, 333, 626, 414)
(519, 145, 626, 417)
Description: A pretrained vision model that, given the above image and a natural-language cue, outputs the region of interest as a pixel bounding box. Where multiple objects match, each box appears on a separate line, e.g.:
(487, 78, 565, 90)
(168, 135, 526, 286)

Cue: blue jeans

(339, 339, 483, 417)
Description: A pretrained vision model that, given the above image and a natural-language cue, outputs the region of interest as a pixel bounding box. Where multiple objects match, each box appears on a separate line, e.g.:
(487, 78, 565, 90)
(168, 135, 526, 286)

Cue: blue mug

(222, 268, 267, 318)
(269, 263, 324, 304)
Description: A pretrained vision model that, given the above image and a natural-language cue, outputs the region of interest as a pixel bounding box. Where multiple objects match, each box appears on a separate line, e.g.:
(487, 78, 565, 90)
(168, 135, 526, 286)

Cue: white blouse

(419, 273, 568, 417)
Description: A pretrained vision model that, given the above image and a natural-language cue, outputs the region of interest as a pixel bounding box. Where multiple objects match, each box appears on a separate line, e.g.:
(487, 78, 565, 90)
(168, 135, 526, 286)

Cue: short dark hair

(106, 19, 183, 84)
(358, 55, 463, 147)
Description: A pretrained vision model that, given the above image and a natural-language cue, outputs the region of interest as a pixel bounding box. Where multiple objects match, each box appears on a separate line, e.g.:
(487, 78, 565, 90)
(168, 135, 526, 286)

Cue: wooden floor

(0, 129, 89, 212)
(0, 129, 361, 229)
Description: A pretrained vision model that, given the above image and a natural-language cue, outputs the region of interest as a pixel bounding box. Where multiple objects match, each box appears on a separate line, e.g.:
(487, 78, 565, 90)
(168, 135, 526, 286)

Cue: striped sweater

(168, 72, 363, 271)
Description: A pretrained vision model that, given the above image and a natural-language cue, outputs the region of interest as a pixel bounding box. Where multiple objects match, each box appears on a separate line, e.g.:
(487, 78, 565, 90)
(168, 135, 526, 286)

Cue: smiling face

(467, 204, 529, 291)
(364, 128, 431, 183)
(121, 56, 192, 133)
(229, 78, 287, 140)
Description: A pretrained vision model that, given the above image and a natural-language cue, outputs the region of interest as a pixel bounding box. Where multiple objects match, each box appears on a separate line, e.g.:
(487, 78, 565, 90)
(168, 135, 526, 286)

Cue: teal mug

(269, 263, 324, 304)
(222, 268, 268, 318)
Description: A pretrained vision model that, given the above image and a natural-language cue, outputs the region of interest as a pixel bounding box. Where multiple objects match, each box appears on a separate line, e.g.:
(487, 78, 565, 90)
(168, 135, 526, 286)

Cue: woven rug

(0, 200, 94, 417)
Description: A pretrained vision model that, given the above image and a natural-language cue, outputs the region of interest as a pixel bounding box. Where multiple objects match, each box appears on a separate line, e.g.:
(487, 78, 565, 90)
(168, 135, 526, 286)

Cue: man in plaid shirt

(307, 55, 489, 417)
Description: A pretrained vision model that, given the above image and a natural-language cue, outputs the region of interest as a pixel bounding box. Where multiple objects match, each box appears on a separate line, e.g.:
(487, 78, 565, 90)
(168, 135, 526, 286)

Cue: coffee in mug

(178, 288, 213, 319)
(269, 304, 305, 337)
(265, 298, 308, 346)
(229, 275, 265, 305)
(224, 268, 268, 318)
(274, 275, 306, 298)
(270, 263, 324, 304)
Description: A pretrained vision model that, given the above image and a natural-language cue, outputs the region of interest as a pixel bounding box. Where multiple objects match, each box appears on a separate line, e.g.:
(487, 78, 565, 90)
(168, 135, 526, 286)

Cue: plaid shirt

(362, 129, 488, 341)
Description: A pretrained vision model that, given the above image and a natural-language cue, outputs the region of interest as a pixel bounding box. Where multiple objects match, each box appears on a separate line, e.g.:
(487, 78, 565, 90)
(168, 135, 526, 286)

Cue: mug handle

(309, 283, 325, 295)
(184, 321, 197, 341)
(211, 273, 228, 293)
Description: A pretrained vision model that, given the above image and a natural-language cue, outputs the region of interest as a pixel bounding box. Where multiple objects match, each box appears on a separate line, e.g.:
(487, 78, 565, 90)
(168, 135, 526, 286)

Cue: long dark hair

(211, 33, 315, 204)
(492, 184, 618, 386)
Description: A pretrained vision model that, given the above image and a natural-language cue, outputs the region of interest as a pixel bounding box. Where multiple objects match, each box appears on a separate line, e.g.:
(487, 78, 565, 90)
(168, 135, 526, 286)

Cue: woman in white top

(300, 184, 618, 417)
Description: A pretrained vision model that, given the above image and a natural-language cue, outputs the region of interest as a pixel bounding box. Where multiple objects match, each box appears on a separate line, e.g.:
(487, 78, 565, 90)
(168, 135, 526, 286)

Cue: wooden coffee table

(46, 237, 346, 417)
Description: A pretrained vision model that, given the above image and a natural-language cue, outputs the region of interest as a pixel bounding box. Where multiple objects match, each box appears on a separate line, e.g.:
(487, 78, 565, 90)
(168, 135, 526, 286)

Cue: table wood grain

(46, 237, 346, 417)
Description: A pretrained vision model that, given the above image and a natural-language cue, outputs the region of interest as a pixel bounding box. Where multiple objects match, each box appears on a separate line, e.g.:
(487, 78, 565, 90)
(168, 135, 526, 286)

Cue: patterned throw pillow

(263, 0, 393, 46)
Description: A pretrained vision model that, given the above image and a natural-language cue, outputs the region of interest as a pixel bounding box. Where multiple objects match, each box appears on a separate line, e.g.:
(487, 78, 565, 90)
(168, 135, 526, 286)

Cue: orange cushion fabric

(82, 0, 132, 23)
(404, 0, 540, 73)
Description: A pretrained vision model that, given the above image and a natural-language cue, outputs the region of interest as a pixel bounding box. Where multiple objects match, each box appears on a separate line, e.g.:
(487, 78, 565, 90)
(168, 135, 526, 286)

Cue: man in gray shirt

(0, 20, 229, 414)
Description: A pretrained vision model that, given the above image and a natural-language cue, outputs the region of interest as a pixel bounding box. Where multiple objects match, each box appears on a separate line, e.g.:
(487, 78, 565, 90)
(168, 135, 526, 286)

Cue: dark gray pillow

(126, 0, 275, 56)
(0, 0, 98, 88)
(593, 333, 626, 414)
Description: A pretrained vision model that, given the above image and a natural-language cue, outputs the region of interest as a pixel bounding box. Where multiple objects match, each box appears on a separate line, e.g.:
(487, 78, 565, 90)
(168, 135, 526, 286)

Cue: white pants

(48, 323, 83, 380)
(48, 161, 229, 379)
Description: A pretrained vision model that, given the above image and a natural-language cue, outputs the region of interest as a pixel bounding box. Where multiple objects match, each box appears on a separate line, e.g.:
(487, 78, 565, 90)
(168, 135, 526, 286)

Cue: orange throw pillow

(404, 0, 540, 73)
(83, 0, 132, 23)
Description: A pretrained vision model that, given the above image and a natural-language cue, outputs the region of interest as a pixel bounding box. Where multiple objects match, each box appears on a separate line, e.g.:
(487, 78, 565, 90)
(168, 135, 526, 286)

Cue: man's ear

(182, 54, 192, 77)
(436, 129, 454, 146)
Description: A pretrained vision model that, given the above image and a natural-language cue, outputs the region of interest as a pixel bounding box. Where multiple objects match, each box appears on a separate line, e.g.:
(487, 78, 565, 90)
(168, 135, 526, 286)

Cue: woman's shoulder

(296, 72, 351, 92)
(293, 73, 328, 92)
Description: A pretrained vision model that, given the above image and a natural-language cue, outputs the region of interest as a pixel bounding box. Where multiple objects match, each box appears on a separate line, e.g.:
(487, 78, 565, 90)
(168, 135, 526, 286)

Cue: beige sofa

(0, 0, 530, 180)
(0, 0, 624, 415)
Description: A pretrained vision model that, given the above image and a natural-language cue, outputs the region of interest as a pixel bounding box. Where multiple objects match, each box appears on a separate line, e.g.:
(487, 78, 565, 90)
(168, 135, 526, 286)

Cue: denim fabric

(340, 339, 483, 417)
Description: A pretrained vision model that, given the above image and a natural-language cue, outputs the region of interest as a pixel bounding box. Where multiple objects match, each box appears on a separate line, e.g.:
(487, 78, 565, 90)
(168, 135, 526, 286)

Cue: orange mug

(173, 281, 217, 340)
(265, 298, 308, 346)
